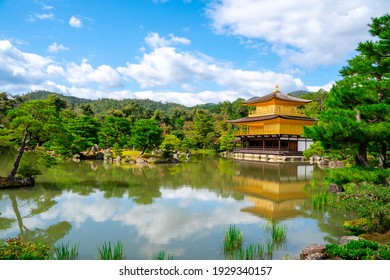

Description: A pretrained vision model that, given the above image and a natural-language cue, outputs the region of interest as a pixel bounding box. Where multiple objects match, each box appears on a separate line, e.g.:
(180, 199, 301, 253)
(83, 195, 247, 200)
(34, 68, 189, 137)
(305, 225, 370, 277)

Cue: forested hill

(21, 89, 313, 114)
(20, 90, 187, 115)
(287, 90, 310, 97)
(21, 90, 91, 105)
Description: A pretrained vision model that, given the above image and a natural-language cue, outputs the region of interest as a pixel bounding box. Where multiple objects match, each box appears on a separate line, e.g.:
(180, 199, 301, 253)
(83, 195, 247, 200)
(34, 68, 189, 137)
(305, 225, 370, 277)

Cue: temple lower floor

(233, 134, 313, 156)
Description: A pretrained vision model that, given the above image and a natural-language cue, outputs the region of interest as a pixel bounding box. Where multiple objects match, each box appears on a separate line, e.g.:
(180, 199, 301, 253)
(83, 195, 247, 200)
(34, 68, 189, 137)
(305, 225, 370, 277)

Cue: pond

(0, 152, 352, 259)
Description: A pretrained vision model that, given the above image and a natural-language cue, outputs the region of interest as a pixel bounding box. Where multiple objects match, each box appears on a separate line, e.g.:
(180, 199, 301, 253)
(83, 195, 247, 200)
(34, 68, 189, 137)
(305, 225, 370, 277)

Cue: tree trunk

(379, 142, 387, 169)
(140, 145, 147, 156)
(355, 142, 370, 167)
(8, 131, 29, 181)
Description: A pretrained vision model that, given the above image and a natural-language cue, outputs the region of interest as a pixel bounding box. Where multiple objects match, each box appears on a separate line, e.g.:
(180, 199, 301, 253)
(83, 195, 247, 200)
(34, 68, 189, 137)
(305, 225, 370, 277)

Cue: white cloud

(36, 13, 54, 20)
(0, 38, 329, 106)
(145, 32, 191, 48)
(69, 16, 82, 28)
(0, 40, 52, 87)
(118, 43, 304, 94)
(0, 40, 122, 93)
(42, 5, 54, 10)
(207, 0, 386, 68)
(306, 82, 334, 93)
(47, 42, 69, 53)
(66, 60, 123, 88)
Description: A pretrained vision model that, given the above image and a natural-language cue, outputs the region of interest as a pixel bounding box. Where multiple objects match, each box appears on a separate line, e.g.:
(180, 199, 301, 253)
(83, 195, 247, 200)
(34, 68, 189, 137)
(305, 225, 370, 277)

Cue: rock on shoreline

(0, 176, 34, 189)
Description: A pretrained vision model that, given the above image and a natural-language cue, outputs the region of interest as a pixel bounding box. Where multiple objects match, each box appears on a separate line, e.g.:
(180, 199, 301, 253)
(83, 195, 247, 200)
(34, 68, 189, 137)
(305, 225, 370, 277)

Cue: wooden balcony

(232, 147, 303, 156)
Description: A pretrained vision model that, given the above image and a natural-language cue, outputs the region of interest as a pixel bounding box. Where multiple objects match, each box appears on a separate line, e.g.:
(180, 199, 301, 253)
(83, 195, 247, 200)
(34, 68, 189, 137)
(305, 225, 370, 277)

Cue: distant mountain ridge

(20, 90, 187, 114)
(287, 90, 310, 97)
(18, 89, 313, 114)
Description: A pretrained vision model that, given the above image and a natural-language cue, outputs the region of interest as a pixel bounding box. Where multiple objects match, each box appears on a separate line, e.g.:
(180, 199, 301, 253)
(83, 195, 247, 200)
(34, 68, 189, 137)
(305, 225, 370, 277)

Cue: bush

(326, 167, 390, 186)
(17, 162, 42, 178)
(343, 219, 369, 236)
(326, 239, 389, 260)
(0, 237, 49, 260)
(327, 167, 390, 232)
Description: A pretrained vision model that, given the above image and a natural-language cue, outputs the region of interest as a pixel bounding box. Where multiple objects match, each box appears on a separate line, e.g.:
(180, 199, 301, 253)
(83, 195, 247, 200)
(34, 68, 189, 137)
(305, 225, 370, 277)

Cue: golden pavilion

(227, 86, 315, 161)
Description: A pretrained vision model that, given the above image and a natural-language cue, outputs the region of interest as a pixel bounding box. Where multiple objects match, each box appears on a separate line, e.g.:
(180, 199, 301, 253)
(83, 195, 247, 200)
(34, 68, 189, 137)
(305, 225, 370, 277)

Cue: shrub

(326, 167, 390, 186)
(17, 162, 42, 178)
(326, 239, 389, 260)
(0, 237, 49, 260)
(343, 219, 369, 236)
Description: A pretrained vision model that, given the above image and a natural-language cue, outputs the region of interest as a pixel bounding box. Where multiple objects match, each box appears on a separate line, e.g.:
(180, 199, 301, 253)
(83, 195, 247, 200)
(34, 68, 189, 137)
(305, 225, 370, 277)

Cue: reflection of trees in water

(300, 168, 357, 244)
(30, 157, 242, 205)
(0, 188, 71, 248)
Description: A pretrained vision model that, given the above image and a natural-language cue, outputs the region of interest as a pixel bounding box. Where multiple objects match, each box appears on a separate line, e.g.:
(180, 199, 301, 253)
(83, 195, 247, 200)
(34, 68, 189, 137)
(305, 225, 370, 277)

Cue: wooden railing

(232, 148, 303, 156)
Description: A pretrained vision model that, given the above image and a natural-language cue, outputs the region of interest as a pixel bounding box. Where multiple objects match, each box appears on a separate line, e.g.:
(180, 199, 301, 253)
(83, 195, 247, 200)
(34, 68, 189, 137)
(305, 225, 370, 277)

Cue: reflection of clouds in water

(277, 218, 328, 257)
(1, 188, 257, 245)
(113, 187, 257, 244)
(161, 186, 234, 201)
(43, 192, 119, 227)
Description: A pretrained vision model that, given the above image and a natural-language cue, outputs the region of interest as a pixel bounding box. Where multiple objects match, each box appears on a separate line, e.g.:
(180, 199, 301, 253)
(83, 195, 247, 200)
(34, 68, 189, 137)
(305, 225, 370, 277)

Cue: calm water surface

(0, 153, 351, 259)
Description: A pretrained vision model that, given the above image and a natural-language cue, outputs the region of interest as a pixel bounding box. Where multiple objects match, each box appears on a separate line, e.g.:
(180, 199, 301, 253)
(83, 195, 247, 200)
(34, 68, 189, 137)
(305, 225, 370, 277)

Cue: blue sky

(0, 0, 388, 106)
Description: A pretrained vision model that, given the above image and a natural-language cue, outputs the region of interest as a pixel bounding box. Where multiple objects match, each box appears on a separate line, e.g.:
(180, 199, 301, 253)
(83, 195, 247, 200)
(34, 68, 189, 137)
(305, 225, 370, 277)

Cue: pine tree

(306, 14, 390, 168)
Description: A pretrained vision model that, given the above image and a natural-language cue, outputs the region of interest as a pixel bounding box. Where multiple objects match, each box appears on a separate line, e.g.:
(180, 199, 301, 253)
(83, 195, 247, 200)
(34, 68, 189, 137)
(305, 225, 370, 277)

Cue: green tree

(305, 14, 390, 168)
(47, 94, 67, 112)
(191, 109, 215, 148)
(98, 116, 131, 148)
(160, 134, 181, 157)
(130, 119, 163, 155)
(65, 116, 101, 155)
(0, 92, 17, 126)
(2, 100, 65, 181)
(79, 104, 94, 116)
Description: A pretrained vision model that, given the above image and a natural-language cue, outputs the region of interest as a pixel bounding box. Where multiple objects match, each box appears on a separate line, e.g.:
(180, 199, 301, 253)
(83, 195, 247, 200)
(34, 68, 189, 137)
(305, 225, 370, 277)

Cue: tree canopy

(305, 14, 390, 168)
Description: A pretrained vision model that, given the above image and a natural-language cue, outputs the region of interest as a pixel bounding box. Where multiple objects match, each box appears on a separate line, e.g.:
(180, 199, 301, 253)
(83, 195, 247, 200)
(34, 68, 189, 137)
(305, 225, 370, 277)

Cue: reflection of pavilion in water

(233, 162, 313, 221)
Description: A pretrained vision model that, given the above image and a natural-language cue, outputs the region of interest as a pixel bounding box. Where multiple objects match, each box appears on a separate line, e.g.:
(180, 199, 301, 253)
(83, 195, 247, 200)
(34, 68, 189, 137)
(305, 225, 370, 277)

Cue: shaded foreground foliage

(326, 167, 390, 233)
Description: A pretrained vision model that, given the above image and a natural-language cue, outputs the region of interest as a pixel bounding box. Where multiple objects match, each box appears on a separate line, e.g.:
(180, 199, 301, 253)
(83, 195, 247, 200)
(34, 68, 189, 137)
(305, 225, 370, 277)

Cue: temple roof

(227, 114, 316, 124)
(244, 88, 312, 105)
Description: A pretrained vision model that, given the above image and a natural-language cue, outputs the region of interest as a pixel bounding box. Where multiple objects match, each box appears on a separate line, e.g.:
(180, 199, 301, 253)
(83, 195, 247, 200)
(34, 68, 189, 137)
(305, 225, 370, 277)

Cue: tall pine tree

(306, 14, 390, 168)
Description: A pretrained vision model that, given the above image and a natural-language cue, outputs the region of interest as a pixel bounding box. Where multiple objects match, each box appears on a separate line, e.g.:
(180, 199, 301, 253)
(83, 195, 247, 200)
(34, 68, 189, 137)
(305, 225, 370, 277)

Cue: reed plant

(271, 224, 288, 243)
(223, 225, 243, 254)
(52, 242, 79, 260)
(152, 250, 174, 260)
(312, 192, 331, 210)
(97, 241, 124, 260)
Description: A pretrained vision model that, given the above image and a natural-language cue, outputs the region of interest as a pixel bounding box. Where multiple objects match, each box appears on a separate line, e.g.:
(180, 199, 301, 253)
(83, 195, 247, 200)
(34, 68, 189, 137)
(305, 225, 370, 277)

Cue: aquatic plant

(312, 192, 330, 210)
(152, 250, 174, 260)
(52, 242, 79, 260)
(223, 225, 243, 254)
(265, 222, 288, 243)
(97, 241, 125, 260)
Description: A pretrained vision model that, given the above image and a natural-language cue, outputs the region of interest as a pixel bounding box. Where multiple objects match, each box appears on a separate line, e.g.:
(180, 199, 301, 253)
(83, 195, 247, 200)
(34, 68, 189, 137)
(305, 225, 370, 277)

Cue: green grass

(312, 192, 330, 210)
(97, 241, 125, 260)
(266, 222, 288, 243)
(223, 225, 243, 254)
(152, 250, 174, 260)
(52, 242, 79, 260)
